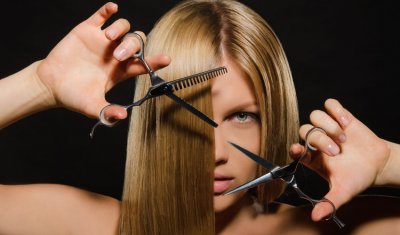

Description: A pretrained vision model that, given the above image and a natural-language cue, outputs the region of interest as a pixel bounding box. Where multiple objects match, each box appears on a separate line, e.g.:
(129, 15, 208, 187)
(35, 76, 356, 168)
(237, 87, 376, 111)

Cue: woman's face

(212, 58, 261, 213)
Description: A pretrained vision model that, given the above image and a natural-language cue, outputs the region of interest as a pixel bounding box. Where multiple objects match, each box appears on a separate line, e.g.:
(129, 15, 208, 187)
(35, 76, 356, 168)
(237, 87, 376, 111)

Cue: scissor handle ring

(318, 197, 337, 221)
(98, 104, 120, 127)
(305, 127, 327, 151)
(318, 197, 346, 228)
(130, 32, 145, 59)
(90, 104, 123, 138)
(124, 32, 155, 74)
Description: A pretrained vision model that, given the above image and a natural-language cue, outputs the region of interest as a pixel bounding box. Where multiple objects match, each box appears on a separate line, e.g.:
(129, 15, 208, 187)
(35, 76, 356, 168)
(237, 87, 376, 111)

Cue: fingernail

(327, 143, 340, 155)
(114, 47, 127, 61)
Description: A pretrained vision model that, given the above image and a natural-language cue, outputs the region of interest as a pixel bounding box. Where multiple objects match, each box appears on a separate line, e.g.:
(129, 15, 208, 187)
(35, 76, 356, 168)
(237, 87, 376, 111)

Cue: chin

(213, 191, 247, 213)
(214, 194, 232, 213)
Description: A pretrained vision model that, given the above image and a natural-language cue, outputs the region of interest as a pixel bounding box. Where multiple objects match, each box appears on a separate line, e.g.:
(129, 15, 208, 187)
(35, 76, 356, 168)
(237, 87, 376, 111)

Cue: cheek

(236, 157, 258, 181)
(221, 123, 261, 156)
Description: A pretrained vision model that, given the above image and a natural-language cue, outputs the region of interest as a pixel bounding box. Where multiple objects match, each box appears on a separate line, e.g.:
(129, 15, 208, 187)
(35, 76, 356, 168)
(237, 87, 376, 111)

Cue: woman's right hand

(36, 2, 170, 121)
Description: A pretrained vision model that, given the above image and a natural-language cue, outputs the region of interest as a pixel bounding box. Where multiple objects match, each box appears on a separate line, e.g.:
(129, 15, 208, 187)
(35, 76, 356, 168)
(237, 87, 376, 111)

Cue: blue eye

(230, 112, 259, 124)
(236, 112, 250, 122)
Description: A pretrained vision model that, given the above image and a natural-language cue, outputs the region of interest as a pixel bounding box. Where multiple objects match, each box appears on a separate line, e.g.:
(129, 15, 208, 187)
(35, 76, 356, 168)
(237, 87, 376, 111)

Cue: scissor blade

(168, 67, 227, 91)
(224, 173, 274, 196)
(228, 142, 275, 170)
(165, 93, 218, 127)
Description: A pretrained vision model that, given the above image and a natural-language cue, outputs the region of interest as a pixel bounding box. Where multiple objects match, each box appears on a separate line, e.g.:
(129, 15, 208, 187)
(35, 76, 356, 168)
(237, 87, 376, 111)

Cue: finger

(82, 98, 111, 119)
(106, 54, 171, 91)
(87, 100, 128, 121)
(309, 109, 346, 143)
(125, 54, 171, 76)
(104, 18, 131, 41)
(324, 98, 354, 129)
(87, 2, 118, 27)
(289, 143, 305, 160)
(300, 125, 340, 156)
(113, 31, 147, 61)
(127, 31, 147, 44)
(311, 187, 352, 221)
(291, 143, 324, 169)
(102, 105, 128, 122)
(312, 200, 336, 222)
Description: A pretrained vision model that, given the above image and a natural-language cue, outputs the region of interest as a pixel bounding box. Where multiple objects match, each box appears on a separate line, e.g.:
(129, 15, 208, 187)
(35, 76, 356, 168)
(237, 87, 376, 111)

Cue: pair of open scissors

(90, 32, 227, 138)
(224, 127, 345, 228)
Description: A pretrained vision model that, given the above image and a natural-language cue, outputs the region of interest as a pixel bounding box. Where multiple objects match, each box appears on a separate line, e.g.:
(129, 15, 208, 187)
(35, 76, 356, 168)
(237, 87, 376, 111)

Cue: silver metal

(90, 32, 226, 137)
(224, 127, 345, 228)
(224, 171, 276, 196)
(305, 127, 327, 151)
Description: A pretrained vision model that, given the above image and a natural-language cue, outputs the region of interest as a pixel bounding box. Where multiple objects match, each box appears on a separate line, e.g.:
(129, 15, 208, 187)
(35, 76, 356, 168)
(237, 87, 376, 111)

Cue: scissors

(224, 127, 345, 228)
(90, 32, 227, 138)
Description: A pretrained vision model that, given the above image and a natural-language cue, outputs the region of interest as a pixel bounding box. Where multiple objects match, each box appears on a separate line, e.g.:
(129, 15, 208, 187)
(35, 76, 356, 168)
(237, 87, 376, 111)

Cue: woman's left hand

(290, 98, 391, 221)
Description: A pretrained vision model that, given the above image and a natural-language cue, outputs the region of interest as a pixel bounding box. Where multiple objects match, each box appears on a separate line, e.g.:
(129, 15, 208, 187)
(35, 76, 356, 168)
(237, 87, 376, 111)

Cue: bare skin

(0, 184, 120, 235)
(291, 99, 400, 221)
(1, 2, 399, 234)
(0, 2, 170, 128)
(0, 2, 169, 234)
(213, 59, 400, 234)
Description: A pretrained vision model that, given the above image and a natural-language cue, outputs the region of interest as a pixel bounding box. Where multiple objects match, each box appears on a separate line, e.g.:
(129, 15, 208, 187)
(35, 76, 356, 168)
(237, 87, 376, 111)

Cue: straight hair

(119, 0, 299, 233)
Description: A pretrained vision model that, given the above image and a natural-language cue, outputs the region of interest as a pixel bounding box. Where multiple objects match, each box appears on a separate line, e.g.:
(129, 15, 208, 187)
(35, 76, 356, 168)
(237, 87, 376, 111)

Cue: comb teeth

(170, 66, 227, 91)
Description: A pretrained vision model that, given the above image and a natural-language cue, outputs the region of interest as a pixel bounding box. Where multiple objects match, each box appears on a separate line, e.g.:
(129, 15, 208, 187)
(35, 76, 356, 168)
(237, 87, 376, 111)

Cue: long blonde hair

(120, 0, 299, 234)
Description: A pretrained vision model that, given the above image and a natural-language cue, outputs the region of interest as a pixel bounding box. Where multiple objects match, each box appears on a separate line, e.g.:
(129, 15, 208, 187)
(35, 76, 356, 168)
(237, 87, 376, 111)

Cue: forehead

(211, 59, 256, 105)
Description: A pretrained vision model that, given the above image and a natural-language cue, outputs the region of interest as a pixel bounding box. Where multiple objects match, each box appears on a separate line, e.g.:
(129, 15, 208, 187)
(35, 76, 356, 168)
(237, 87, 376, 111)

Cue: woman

(0, 1, 399, 234)
(118, 1, 400, 234)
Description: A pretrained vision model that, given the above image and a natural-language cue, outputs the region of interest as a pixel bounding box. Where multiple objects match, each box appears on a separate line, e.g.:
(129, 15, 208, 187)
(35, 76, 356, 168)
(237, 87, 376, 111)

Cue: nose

(214, 126, 229, 165)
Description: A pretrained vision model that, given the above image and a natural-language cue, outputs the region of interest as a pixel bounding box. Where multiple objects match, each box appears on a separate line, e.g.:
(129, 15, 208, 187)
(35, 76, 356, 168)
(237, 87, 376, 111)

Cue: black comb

(169, 66, 227, 91)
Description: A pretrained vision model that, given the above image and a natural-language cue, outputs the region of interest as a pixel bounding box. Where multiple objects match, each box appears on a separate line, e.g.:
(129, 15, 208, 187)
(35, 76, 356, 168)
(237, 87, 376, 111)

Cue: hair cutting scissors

(224, 127, 345, 228)
(90, 32, 227, 138)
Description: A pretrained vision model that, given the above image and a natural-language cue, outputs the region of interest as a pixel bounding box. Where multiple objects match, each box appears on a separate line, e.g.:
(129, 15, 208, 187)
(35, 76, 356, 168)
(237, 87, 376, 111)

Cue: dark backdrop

(0, 0, 398, 200)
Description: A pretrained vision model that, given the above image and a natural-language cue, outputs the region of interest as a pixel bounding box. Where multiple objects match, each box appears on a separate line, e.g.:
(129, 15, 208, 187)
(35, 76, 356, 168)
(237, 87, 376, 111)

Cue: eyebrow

(222, 101, 260, 116)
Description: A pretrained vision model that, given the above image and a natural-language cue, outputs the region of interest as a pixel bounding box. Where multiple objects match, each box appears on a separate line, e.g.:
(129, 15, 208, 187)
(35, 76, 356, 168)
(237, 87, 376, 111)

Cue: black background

(0, 0, 398, 200)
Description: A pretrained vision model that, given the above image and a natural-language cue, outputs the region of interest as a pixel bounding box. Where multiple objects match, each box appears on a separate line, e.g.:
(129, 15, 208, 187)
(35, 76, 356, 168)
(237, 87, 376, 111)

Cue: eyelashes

(226, 111, 260, 125)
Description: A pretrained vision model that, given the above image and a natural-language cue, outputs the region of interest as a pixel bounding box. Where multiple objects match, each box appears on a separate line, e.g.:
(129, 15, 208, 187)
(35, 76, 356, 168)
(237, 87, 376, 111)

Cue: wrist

(0, 61, 56, 128)
(32, 60, 57, 109)
(375, 141, 400, 186)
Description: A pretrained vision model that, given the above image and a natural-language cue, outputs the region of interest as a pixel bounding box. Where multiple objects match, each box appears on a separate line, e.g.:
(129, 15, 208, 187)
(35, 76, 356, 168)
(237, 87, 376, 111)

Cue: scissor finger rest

(291, 181, 345, 228)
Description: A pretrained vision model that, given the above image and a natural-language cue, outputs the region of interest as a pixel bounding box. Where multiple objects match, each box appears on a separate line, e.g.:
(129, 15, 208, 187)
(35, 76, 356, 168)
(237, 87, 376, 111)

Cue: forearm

(0, 61, 55, 129)
(376, 141, 400, 186)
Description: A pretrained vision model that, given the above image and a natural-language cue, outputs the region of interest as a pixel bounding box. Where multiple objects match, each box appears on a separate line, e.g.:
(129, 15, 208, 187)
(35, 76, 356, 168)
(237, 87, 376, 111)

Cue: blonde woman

(1, 1, 399, 235)
(118, 1, 400, 234)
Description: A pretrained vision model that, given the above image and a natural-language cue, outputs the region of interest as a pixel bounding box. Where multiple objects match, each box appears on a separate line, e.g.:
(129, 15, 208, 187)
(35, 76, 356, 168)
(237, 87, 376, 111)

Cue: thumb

(101, 104, 128, 122)
(311, 187, 351, 221)
(87, 99, 128, 121)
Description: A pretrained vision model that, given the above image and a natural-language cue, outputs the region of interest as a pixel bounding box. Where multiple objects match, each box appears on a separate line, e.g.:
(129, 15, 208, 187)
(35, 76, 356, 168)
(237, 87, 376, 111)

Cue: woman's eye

(236, 112, 250, 122)
(228, 112, 259, 124)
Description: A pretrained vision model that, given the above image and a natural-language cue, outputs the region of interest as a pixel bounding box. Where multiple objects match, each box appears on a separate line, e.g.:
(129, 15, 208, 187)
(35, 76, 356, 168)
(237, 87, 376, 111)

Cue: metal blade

(224, 173, 274, 195)
(165, 93, 218, 127)
(168, 67, 227, 91)
(228, 142, 276, 170)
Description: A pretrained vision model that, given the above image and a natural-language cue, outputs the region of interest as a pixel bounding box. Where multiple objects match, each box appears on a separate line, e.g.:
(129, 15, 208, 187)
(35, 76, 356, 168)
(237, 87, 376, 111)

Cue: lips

(214, 173, 233, 194)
